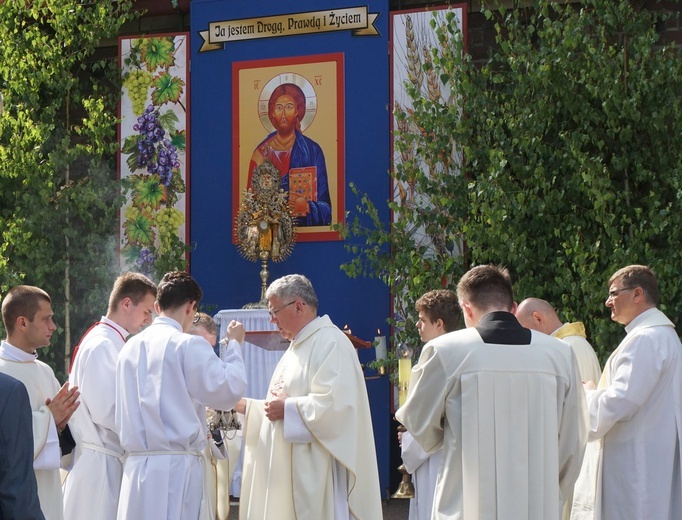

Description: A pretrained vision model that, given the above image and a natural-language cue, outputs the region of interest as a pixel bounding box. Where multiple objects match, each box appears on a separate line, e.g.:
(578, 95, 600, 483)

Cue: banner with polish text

(199, 6, 379, 52)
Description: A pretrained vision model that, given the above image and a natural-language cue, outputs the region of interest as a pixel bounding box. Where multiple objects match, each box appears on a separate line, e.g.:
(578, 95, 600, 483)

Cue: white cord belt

(81, 442, 126, 463)
(126, 449, 201, 457)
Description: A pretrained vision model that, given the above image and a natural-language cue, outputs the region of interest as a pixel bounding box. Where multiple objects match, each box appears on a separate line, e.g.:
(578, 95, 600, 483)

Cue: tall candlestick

(396, 343, 414, 407)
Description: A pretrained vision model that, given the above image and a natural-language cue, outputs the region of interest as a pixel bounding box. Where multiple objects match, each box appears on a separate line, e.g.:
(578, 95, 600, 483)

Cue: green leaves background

(340, 0, 682, 365)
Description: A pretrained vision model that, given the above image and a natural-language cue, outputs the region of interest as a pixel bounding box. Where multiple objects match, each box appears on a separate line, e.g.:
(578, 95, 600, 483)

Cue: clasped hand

(264, 390, 286, 422)
(46, 382, 80, 431)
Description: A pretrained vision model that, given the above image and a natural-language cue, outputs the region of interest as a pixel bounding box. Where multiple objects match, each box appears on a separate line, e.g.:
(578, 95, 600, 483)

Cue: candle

(374, 335, 387, 361)
(396, 343, 414, 407)
(398, 358, 411, 406)
(398, 357, 411, 383)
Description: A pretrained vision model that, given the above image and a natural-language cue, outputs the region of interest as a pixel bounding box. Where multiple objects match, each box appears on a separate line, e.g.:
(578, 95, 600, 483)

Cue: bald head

(515, 298, 563, 335)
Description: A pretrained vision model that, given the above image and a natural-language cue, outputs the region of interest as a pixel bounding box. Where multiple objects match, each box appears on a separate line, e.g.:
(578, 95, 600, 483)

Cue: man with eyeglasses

(236, 274, 382, 519)
(572, 265, 682, 520)
(115, 271, 246, 520)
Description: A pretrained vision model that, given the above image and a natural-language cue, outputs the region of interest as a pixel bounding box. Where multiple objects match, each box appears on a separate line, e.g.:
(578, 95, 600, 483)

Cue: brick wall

(124, 1, 682, 57)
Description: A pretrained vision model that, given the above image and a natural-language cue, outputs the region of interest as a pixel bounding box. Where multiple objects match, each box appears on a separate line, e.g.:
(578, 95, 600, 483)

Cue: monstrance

(235, 160, 296, 308)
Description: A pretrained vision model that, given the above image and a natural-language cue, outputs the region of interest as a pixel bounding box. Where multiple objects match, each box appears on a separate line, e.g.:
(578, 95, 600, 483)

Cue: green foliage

(340, 0, 682, 366)
(0, 1, 138, 379)
(465, 0, 682, 361)
(336, 9, 470, 361)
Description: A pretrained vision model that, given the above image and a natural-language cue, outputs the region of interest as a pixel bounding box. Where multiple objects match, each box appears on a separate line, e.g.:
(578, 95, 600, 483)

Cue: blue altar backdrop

(190, 0, 392, 497)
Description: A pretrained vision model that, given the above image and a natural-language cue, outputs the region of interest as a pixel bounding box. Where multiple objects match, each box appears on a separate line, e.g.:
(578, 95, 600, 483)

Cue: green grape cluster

(124, 204, 141, 221)
(124, 70, 153, 116)
(156, 207, 184, 252)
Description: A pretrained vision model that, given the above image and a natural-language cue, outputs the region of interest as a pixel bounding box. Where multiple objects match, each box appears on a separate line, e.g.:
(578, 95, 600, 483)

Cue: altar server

(397, 265, 587, 520)
(189, 312, 236, 520)
(63, 272, 157, 520)
(400, 289, 459, 520)
(238, 274, 382, 519)
(115, 271, 246, 520)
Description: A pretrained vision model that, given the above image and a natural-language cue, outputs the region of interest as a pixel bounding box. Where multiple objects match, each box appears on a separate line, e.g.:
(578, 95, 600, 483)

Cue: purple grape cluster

(157, 139, 179, 186)
(136, 247, 155, 276)
(132, 106, 180, 187)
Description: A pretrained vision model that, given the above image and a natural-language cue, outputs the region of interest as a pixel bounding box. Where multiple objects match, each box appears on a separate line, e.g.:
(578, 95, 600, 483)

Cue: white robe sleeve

(557, 351, 588, 501)
(395, 344, 447, 455)
(184, 337, 247, 412)
(401, 431, 430, 474)
(283, 398, 313, 443)
(32, 406, 61, 470)
(586, 333, 663, 440)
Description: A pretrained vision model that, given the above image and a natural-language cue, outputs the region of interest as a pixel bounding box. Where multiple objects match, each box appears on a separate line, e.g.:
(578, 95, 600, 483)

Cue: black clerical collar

(476, 311, 531, 345)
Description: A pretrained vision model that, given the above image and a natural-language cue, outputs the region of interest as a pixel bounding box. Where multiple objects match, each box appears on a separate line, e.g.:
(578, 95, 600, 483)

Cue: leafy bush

(339, 0, 682, 365)
(0, 1, 138, 378)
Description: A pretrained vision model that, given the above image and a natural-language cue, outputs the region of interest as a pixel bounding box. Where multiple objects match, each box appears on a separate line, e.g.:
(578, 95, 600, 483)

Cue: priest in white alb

(515, 298, 602, 384)
(237, 274, 382, 520)
(396, 265, 587, 520)
(572, 265, 682, 520)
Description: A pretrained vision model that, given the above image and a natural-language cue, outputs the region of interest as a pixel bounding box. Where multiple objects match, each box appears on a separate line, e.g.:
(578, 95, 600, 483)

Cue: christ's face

(271, 94, 298, 134)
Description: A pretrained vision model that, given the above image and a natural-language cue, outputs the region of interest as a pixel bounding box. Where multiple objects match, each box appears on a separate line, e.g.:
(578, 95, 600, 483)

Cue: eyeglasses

(268, 300, 296, 318)
(607, 287, 635, 299)
(193, 314, 201, 324)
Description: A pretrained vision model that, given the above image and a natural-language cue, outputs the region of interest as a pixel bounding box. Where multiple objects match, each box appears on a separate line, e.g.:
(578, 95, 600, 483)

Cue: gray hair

(266, 274, 318, 311)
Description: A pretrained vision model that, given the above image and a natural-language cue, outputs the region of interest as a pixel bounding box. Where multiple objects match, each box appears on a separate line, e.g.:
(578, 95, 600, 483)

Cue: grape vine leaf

(122, 135, 143, 155)
(122, 135, 144, 172)
(123, 213, 156, 246)
(166, 170, 186, 206)
(121, 244, 142, 264)
(129, 174, 168, 209)
(170, 130, 186, 150)
(139, 37, 175, 72)
(158, 110, 179, 133)
(152, 72, 185, 105)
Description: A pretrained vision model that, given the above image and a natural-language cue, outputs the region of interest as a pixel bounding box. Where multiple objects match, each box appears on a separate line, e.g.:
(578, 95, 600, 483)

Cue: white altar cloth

(214, 308, 285, 400)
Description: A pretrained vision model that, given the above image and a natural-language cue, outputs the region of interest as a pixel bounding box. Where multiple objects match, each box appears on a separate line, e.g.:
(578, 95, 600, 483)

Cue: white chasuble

(240, 315, 382, 520)
(552, 322, 602, 385)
